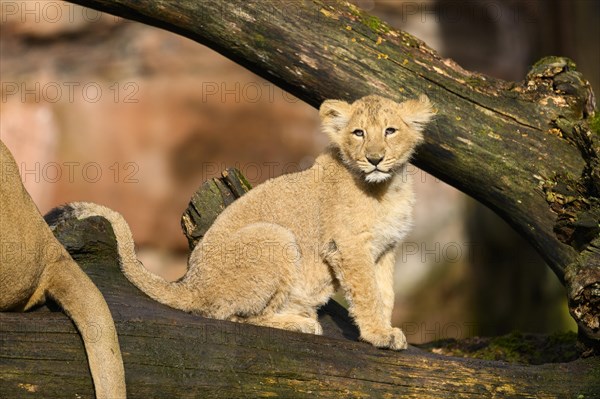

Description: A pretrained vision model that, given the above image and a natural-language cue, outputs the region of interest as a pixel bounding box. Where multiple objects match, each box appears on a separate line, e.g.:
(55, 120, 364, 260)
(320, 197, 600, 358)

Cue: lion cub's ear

(319, 99, 352, 141)
(399, 94, 435, 133)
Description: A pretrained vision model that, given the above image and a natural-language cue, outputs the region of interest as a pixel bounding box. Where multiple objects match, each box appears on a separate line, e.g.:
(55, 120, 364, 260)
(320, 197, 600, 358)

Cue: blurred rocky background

(1, 0, 598, 343)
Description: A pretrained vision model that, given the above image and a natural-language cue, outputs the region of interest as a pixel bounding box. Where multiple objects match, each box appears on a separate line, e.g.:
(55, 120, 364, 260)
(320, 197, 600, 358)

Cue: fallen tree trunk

(1, 214, 599, 397)
(65, 0, 600, 347)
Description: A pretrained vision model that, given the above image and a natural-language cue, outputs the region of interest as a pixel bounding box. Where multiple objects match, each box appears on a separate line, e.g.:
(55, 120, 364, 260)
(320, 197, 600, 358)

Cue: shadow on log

(1, 174, 599, 397)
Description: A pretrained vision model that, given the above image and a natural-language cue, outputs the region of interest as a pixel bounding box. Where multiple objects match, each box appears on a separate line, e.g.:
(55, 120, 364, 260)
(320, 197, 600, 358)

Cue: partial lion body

(0, 140, 126, 398)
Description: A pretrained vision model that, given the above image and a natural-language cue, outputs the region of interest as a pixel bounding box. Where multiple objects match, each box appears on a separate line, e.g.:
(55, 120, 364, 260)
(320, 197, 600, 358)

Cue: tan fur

(0, 140, 126, 398)
(76, 95, 434, 350)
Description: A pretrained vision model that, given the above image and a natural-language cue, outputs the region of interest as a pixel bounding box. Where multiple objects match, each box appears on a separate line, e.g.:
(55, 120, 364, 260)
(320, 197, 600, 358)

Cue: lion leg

(194, 222, 299, 321)
(242, 312, 323, 335)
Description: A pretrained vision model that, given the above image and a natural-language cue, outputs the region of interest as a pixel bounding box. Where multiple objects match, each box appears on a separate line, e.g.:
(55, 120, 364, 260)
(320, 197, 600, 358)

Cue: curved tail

(45, 254, 126, 398)
(46, 202, 192, 312)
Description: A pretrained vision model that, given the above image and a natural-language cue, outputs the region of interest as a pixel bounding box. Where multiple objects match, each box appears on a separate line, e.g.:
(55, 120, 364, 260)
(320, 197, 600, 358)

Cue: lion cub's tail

(46, 202, 192, 311)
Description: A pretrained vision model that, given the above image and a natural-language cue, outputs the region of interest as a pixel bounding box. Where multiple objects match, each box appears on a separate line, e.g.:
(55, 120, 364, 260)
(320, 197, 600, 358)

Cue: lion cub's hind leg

(243, 312, 323, 335)
(199, 222, 299, 321)
(240, 281, 324, 334)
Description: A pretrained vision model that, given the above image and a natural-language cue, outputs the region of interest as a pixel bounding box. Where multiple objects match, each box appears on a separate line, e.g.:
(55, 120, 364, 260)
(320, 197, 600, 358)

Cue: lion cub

(63, 95, 433, 351)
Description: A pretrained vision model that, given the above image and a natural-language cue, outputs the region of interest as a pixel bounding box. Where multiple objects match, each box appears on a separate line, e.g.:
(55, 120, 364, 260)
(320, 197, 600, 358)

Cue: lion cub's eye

(385, 127, 397, 136)
(352, 129, 365, 137)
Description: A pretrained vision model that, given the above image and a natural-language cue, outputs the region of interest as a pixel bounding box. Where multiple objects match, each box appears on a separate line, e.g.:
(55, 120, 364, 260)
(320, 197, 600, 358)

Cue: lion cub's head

(320, 94, 433, 184)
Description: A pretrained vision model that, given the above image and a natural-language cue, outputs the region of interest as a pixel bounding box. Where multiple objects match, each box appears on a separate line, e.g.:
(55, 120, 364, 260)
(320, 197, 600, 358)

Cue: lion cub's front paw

(361, 327, 407, 350)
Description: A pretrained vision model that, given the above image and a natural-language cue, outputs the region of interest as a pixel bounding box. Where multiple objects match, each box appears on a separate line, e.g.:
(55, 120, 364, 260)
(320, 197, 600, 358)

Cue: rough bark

(63, 0, 600, 347)
(181, 168, 252, 250)
(1, 214, 599, 398)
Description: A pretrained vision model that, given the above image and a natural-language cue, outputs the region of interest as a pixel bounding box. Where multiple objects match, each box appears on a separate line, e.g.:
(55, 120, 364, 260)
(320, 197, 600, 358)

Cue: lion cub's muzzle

(363, 153, 392, 183)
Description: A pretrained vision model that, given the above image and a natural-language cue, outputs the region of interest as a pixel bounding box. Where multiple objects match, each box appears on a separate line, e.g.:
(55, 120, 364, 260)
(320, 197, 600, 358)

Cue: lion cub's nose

(367, 155, 384, 166)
